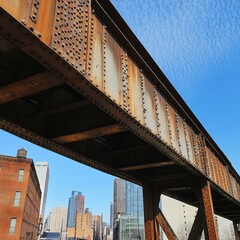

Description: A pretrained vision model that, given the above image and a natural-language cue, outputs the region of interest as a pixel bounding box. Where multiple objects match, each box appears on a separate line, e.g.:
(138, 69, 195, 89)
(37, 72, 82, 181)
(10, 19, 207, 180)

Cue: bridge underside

(0, 22, 239, 222)
(0, 1, 239, 239)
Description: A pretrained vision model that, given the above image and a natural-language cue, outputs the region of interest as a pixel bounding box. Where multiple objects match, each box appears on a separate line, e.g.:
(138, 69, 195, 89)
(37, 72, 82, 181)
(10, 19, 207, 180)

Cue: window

(9, 218, 16, 234)
(18, 169, 24, 182)
(13, 192, 21, 206)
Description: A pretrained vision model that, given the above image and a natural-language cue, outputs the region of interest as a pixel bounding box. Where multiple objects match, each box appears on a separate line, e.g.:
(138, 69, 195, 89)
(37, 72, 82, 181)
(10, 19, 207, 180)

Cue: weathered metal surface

(167, 104, 180, 153)
(51, 0, 90, 73)
(0, 72, 62, 104)
(184, 125, 197, 166)
(29, 0, 40, 23)
(155, 92, 171, 145)
(89, 15, 103, 90)
(143, 183, 158, 240)
(0, 0, 55, 44)
(142, 76, 158, 134)
(200, 181, 219, 240)
(103, 30, 123, 105)
(0, 0, 239, 211)
(198, 135, 207, 175)
(0, 117, 137, 184)
(176, 114, 188, 160)
(121, 51, 129, 112)
(127, 58, 145, 125)
(52, 123, 126, 143)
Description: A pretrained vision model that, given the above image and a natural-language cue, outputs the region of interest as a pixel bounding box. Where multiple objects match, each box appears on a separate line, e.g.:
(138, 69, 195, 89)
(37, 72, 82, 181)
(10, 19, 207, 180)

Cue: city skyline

(0, 0, 239, 227)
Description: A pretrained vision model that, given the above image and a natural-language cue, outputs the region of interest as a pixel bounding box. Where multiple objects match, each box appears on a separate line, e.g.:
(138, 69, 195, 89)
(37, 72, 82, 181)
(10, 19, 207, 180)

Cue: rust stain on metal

(0, 0, 239, 209)
(200, 181, 219, 239)
(51, 0, 90, 73)
(103, 30, 123, 105)
(155, 92, 170, 145)
(184, 125, 197, 166)
(176, 114, 188, 160)
(167, 104, 180, 153)
(142, 77, 158, 134)
(89, 15, 103, 90)
(30, 0, 40, 23)
(127, 57, 145, 125)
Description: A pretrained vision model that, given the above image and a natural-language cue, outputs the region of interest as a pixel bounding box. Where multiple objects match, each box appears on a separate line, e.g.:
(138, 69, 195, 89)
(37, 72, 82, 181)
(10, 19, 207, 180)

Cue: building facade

(35, 162, 49, 222)
(49, 207, 68, 233)
(0, 149, 41, 240)
(118, 215, 145, 240)
(67, 191, 85, 228)
(92, 214, 102, 240)
(110, 202, 113, 229)
(113, 179, 145, 240)
(113, 179, 126, 222)
(67, 208, 93, 240)
(125, 182, 144, 217)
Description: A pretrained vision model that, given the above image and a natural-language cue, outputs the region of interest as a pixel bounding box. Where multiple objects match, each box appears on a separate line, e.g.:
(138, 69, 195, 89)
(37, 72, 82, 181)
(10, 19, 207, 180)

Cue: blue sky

(0, 0, 240, 224)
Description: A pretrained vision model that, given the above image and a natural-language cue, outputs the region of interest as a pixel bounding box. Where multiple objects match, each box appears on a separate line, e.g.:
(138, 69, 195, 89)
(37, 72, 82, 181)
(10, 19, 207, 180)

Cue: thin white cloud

(111, 0, 240, 96)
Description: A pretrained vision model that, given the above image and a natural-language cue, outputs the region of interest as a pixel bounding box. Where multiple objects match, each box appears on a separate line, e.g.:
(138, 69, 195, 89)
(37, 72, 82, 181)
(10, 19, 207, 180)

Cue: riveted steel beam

(118, 161, 175, 171)
(0, 0, 239, 225)
(0, 71, 63, 104)
(197, 181, 218, 240)
(52, 123, 126, 143)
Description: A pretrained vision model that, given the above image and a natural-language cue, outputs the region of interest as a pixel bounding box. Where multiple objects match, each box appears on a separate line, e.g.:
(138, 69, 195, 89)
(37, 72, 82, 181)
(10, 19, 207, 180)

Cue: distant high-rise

(113, 179, 126, 221)
(92, 214, 102, 240)
(50, 207, 68, 233)
(110, 202, 114, 229)
(67, 191, 84, 228)
(43, 213, 51, 232)
(113, 179, 145, 240)
(35, 162, 49, 221)
(125, 182, 144, 217)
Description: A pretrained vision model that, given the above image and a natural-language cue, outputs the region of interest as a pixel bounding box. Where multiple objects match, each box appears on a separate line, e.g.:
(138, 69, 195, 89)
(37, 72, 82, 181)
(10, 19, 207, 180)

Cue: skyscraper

(67, 191, 84, 228)
(125, 182, 144, 217)
(113, 179, 145, 240)
(50, 207, 68, 233)
(110, 202, 114, 229)
(113, 179, 126, 221)
(35, 162, 49, 221)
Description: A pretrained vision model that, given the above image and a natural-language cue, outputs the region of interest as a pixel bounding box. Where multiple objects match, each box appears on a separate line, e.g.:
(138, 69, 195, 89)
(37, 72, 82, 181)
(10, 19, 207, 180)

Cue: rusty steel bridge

(0, 0, 239, 239)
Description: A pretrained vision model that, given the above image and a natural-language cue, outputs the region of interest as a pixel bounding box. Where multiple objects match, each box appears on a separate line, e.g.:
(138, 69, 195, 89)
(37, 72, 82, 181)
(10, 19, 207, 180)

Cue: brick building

(0, 149, 41, 240)
(67, 208, 93, 240)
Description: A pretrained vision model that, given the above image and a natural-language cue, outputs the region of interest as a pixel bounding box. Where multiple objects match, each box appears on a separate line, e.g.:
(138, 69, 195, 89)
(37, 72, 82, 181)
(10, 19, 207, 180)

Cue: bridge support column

(143, 183, 178, 240)
(233, 221, 240, 240)
(196, 180, 218, 240)
(143, 183, 160, 240)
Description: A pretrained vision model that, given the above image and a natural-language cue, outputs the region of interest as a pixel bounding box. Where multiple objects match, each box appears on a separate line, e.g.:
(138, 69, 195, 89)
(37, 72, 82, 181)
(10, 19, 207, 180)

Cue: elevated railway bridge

(0, 0, 239, 239)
